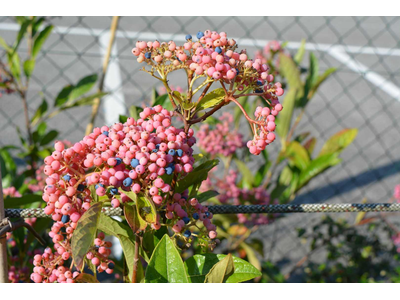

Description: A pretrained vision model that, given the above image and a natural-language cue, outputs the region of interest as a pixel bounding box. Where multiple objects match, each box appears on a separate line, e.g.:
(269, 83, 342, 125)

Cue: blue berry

(131, 159, 139, 168)
(115, 158, 122, 166)
(205, 211, 210, 218)
(108, 262, 115, 270)
(256, 80, 263, 86)
(63, 175, 71, 181)
(176, 149, 183, 157)
(197, 31, 204, 39)
(145, 52, 151, 59)
(110, 188, 119, 195)
(182, 217, 190, 224)
(183, 230, 191, 238)
(61, 215, 70, 224)
(185, 34, 192, 41)
(95, 183, 104, 189)
(168, 149, 176, 156)
(77, 184, 85, 192)
(255, 88, 263, 94)
(156, 144, 160, 149)
(102, 131, 109, 136)
(123, 177, 133, 187)
(165, 167, 173, 175)
(152, 148, 158, 153)
(193, 213, 199, 220)
(215, 47, 222, 54)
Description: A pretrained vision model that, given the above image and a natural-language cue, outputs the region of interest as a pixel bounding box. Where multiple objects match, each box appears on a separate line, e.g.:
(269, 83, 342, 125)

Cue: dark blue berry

(110, 188, 119, 195)
(131, 159, 139, 168)
(183, 230, 191, 238)
(156, 144, 160, 149)
(123, 177, 133, 187)
(215, 47, 222, 54)
(256, 80, 263, 86)
(152, 148, 158, 153)
(185, 34, 192, 41)
(193, 213, 199, 220)
(165, 167, 173, 175)
(61, 215, 70, 224)
(255, 88, 263, 93)
(168, 149, 176, 156)
(102, 131, 109, 136)
(197, 31, 204, 39)
(77, 184, 85, 192)
(115, 158, 122, 166)
(176, 149, 183, 157)
(182, 217, 190, 224)
(63, 175, 71, 181)
(95, 183, 104, 190)
(108, 262, 115, 270)
(145, 52, 151, 59)
(205, 211, 210, 218)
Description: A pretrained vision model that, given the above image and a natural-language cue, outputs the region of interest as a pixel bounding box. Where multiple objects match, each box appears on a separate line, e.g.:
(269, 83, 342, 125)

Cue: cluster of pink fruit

(32, 105, 218, 282)
(196, 113, 244, 157)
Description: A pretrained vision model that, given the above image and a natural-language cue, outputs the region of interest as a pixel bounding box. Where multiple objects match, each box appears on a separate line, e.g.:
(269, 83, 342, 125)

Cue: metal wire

(4, 203, 400, 218)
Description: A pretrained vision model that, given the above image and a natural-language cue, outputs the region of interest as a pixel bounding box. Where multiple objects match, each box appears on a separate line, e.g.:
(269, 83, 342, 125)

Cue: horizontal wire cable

(4, 203, 400, 218)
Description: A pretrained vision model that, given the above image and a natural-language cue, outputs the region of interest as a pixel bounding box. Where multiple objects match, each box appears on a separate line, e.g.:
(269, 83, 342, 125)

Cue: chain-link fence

(1, 16, 400, 278)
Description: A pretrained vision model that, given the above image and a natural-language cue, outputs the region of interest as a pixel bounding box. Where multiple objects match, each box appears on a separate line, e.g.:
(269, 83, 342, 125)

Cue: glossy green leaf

(13, 19, 31, 54)
(32, 25, 53, 58)
(319, 128, 358, 157)
(204, 254, 234, 283)
(119, 115, 128, 123)
(0, 147, 17, 175)
(124, 204, 147, 233)
(185, 254, 262, 283)
(23, 59, 35, 78)
(284, 141, 310, 170)
(153, 94, 169, 106)
(74, 273, 99, 283)
(235, 159, 254, 189)
(71, 202, 103, 270)
(31, 98, 48, 124)
(69, 74, 98, 101)
(175, 159, 219, 193)
(297, 153, 342, 190)
(36, 122, 47, 137)
(275, 88, 298, 144)
(293, 39, 306, 65)
(32, 17, 45, 37)
(142, 226, 169, 257)
(4, 194, 42, 209)
(39, 130, 58, 146)
(151, 88, 159, 104)
(129, 105, 143, 120)
(196, 88, 225, 112)
(60, 92, 107, 111)
(308, 67, 337, 99)
(54, 85, 74, 107)
(278, 53, 303, 92)
(240, 243, 261, 272)
(136, 193, 157, 224)
(145, 234, 189, 283)
(8, 52, 21, 81)
(196, 190, 219, 203)
(299, 52, 319, 107)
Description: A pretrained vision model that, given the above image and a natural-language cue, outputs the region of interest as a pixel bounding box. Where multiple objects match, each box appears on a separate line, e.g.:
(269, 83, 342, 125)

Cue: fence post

(0, 168, 8, 283)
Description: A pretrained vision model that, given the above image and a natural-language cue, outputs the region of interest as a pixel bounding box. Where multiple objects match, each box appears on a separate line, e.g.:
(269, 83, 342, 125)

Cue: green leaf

(240, 242, 261, 272)
(0, 147, 17, 175)
(153, 94, 169, 107)
(278, 53, 303, 93)
(303, 137, 316, 156)
(68, 74, 98, 101)
(293, 39, 306, 65)
(235, 159, 254, 189)
(71, 202, 103, 270)
(31, 98, 48, 124)
(204, 254, 234, 283)
(185, 254, 262, 283)
(129, 105, 143, 120)
(151, 88, 159, 104)
(284, 141, 310, 170)
(0, 36, 12, 53)
(36, 122, 47, 137)
(60, 92, 107, 111)
(319, 128, 358, 157)
(142, 226, 169, 257)
(254, 162, 270, 187)
(145, 234, 189, 283)
(119, 115, 128, 123)
(308, 67, 337, 100)
(23, 59, 35, 77)
(136, 193, 157, 224)
(74, 273, 99, 283)
(39, 130, 58, 146)
(8, 52, 21, 81)
(4, 194, 42, 209)
(124, 204, 147, 233)
(297, 153, 342, 190)
(54, 85, 74, 107)
(32, 25, 53, 58)
(275, 88, 298, 145)
(32, 17, 45, 37)
(196, 190, 219, 203)
(300, 52, 319, 107)
(196, 88, 225, 112)
(175, 159, 219, 193)
(13, 19, 31, 54)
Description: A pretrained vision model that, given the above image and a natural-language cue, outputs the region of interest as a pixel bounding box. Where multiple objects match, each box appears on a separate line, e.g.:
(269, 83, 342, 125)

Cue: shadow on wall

(293, 160, 400, 204)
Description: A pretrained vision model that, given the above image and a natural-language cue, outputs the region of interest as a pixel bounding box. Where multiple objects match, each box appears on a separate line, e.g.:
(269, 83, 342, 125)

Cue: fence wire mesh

(1, 16, 400, 279)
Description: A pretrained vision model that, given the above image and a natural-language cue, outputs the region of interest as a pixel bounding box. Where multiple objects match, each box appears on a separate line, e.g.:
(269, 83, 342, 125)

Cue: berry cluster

(33, 105, 218, 282)
(197, 113, 244, 157)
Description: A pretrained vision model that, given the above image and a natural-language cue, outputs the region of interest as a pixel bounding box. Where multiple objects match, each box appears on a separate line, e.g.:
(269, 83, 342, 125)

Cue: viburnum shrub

(29, 30, 284, 283)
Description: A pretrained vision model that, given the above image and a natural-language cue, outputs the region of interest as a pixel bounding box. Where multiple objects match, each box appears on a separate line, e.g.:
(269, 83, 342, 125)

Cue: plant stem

(131, 234, 140, 283)
(85, 16, 120, 136)
(0, 167, 8, 283)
